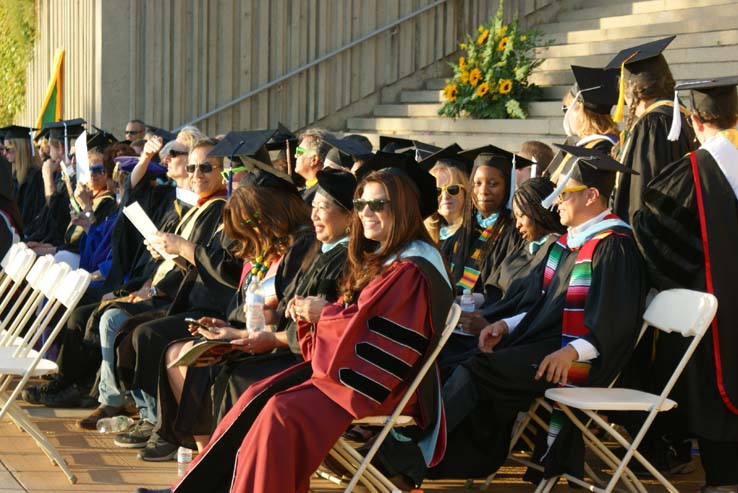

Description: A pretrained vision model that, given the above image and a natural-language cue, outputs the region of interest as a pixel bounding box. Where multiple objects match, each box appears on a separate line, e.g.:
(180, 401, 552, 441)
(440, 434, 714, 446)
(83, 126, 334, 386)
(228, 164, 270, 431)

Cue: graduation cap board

(417, 143, 464, 173)
(570, 65, 619, 115)
(667, 75, 738, 141)
(0, 125, 37, 157)
(209, 130, 278, 196)
(542, 143, 639, 208)
(146, 126, 177, 143)
(605, 35, 676, 122)
(36, 119, 87, 166)
(379, 136, 440, 162)
(324, 133, 374, 169)
(355, 151, 437, 218)
(265, 123, 298, 152)
(87, 126, 118, 152)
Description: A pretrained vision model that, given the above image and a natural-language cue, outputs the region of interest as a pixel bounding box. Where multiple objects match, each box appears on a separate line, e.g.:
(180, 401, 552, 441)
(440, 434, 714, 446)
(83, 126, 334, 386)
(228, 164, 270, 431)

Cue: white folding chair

(0, 255, 62, 349)
(0, 267, 92, 484)
(318, 303, 462, 493)
(538, 289, 717, 493)
(0, 243, 35, 313)
(0, 241, 26, 273)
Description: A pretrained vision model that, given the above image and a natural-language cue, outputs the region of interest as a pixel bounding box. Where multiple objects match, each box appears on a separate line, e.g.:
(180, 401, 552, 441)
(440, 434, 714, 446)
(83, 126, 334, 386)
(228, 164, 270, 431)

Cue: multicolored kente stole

(455, 222, 505, 291)
(541, 224, 619, 453)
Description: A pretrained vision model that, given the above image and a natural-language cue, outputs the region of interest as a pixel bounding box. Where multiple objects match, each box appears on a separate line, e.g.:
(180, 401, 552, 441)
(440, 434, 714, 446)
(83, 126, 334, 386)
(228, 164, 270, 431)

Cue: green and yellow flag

(34, 49, 64, 130)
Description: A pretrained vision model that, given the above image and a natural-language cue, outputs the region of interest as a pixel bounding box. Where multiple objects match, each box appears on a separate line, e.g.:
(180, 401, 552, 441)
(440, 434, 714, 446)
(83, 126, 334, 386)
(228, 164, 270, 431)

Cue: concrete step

(398, 85, 570, 104)
(538, 4, 732, 36)
(350, 131, 562, 153)
(535, 30, 738, 60)
(555, 0, 735, 22)
(530, 60, 738, 87)
(538, 45, 738, 72)
(347, 116, 565, 136)
(542, 15, 738, 46)
(374, 101, 563, 118)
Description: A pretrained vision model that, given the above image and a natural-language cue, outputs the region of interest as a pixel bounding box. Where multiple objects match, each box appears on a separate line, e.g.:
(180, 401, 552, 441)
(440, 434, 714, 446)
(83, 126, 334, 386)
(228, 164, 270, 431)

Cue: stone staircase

(346, 0, 738, 152)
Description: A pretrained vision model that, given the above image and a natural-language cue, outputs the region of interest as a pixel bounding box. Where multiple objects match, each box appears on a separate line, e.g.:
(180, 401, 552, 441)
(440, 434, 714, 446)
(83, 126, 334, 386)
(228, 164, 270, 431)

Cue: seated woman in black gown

(145, 168, 355, 459)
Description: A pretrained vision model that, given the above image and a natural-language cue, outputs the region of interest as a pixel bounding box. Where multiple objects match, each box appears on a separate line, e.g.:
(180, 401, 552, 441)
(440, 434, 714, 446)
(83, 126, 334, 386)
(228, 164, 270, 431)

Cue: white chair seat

(352, 415, 416, 427)
(0, 346, 41, 357)
(545, 387, 677, 412)
(0, 356, 58, 376)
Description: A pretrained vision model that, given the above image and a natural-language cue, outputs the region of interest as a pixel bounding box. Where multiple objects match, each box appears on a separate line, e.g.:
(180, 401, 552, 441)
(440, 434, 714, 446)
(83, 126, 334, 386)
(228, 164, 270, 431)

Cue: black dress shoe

(135, 488, 172, 493)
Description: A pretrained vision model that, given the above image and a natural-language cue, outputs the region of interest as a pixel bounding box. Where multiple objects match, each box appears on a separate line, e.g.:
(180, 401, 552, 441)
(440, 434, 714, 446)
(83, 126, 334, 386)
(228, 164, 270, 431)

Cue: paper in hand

(122, 202, 176, 260)
(75, 131, 89, 185)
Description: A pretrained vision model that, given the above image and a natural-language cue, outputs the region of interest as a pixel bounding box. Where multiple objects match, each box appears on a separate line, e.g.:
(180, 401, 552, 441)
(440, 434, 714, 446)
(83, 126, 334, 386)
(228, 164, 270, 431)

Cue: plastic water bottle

(245, 279, 266, 332)
(460, 288, 476, 313)
(96, 415, 134, 433)
(177, 446, 193, 476)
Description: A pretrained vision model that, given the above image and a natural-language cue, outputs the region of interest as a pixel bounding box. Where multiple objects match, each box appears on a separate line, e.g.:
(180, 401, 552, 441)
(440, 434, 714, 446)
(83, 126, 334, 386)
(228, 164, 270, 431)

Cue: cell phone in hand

(184, 317, 211, 332)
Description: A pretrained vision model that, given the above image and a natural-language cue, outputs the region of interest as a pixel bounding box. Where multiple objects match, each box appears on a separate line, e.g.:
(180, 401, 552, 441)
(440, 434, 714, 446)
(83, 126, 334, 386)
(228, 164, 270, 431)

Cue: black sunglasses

(436, 184, 464, 196)
(353, 199, 390, 213)
(186, 162, 217, 174)
(90, 165, 106, 176)
(169, 149, 188, 157)
(125, 130, 141, 135)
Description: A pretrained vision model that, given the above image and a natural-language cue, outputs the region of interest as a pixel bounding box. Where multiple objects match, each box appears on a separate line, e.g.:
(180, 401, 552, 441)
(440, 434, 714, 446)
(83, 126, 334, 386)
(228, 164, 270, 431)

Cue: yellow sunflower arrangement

(443, 84, 459, 102)
(438, 0, 546, 119)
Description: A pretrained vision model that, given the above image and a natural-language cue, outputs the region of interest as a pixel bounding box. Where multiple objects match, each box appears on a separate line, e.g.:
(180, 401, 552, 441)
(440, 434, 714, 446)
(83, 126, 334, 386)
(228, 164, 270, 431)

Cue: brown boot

(76, 405, 121, 430)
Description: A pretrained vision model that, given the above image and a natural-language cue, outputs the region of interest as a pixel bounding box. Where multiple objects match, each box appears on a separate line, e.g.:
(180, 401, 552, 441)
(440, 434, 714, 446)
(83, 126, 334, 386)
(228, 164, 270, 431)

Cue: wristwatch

(148, 286, 160, 298)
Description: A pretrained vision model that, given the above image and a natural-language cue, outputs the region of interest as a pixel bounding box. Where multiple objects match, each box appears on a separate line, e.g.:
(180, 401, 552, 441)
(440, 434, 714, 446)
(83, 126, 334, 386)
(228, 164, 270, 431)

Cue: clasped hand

(286, 295, 327, 324)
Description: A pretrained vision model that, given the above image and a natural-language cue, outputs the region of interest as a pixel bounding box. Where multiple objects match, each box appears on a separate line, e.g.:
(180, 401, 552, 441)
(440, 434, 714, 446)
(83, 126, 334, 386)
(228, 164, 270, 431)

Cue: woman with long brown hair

(1, 125, 43, 237)
(137, 161, 454, 493)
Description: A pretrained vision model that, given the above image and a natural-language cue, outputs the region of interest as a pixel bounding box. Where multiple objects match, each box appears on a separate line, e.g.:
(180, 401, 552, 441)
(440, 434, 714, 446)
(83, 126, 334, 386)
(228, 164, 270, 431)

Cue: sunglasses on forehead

(436, 184, 465, 196)
(353, 198, 391, 213)
(186, 162, 219, 174)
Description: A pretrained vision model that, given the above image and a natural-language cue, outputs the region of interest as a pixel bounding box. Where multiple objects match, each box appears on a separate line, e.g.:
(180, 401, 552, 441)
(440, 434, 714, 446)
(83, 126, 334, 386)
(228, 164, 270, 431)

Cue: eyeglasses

(353, 199, 390, 213)
(557, 184, 588, 202)
(3, 144, 15, 151)
(125, 130, 141, 135)
(90, 165, 106, 176)
(436, 184, 465, 196)
(169, 149, 188, 157)
(295, 146, 314, 157)
(220, 166, 248, 180)
(186, 162, 218, 174)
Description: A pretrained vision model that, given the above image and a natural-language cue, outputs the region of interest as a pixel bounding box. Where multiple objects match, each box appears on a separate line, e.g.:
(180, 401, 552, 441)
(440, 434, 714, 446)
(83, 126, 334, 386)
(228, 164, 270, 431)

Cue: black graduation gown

(16, 166, 46, 239)
(431, 228, 645, 480)
(612, 102, 696, 222)
(25, 172, 71, 245)
(301, 184, 318, 205)
(62, 192, 117, 252)
(443, 212, 523, 300)
(0, 212, 13, 260)
(632, 149, 738, 442)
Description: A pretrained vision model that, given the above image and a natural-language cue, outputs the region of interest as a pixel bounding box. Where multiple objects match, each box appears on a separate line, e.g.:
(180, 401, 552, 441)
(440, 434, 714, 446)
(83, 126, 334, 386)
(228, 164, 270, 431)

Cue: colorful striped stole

(454, 222, 506, 292)
(541, 227, 617, 453)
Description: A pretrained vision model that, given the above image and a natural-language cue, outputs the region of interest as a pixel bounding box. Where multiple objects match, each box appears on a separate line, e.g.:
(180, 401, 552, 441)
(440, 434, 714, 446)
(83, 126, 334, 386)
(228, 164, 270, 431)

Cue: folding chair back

(0, 246, 36, 319)
(0, 255, 56, 346)
(644, 288, 717, 338)
(342, 303, 462, 492)
(0, 241, 25, 270)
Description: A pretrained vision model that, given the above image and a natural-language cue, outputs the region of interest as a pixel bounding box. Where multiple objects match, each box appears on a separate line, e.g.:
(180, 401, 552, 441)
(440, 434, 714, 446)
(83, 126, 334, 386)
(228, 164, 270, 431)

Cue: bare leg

(165, 340, 195, 404)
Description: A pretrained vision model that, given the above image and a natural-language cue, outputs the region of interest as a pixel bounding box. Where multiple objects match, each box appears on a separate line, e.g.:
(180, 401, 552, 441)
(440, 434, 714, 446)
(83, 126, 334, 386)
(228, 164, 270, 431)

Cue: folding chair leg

(0, 394, 77, 484)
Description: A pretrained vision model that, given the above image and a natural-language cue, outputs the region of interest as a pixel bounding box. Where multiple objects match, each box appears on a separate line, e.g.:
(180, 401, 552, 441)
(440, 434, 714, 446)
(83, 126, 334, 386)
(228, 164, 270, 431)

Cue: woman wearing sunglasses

(425, 162, 470, 247)
(137, 163, 454, 493)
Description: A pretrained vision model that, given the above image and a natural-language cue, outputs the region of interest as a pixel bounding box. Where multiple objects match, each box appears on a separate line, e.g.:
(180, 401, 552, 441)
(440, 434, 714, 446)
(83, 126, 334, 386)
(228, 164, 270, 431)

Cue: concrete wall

(18, 0, 557, 136)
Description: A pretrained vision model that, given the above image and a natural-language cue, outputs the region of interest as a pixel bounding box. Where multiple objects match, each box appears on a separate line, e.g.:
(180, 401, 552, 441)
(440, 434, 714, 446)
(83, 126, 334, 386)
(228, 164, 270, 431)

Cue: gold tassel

(613, 52, 638, 123)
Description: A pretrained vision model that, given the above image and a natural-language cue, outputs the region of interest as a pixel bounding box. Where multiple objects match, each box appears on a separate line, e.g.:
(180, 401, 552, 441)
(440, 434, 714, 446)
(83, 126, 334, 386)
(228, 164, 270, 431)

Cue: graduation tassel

(613, 61, 627, 123)
(507, 154, 517, 210)
(530, 158, 538, 178)
(28, 129, 35, 157)
(666, 90, 682, 142)
(541, 158, 580, 210)
(62, 120, 69, 165)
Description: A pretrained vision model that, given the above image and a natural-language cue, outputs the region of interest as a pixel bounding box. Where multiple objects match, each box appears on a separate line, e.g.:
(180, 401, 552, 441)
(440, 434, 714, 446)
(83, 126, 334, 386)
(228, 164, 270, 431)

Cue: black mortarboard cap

(0, 125, 36, 140)
(379, 136, 439, 161)
(570, 65, 619, 114)
(147, 126, 177, 143)
(417, 143, 465, 172)
(355, 151, 437, 218)
(265, 123, 299, 152)
(239, 168, 299, 196)
(542, 144, 638, 207)
(209, 130, 274, 167)
(36, 118, 86, 141)
(379, 136, 414, 153)
(324, 133, 374, 169)
(605, 36, 675, 72)
(316, 167, 357, 211)
(87, 126, 119, 152)
(677, 76, 738, 118)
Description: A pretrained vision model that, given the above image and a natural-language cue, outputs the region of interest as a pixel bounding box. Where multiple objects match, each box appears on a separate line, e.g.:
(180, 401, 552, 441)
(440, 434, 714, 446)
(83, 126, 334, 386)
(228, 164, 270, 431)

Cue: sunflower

(497, 36, 509, 52)
(475, 82, 490, 97)
(458, 56, 466, 70)
(443, 84, 459, 102)
(499, 78, 513, 94)
(460, 70, 470, 85)
(476, 29, 489, 45)
(469, 68, 482, 87)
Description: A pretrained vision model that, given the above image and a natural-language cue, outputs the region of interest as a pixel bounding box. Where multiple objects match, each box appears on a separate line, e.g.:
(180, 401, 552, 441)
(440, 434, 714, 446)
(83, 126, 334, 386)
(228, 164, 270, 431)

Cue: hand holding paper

(122, 202, 176, 260)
